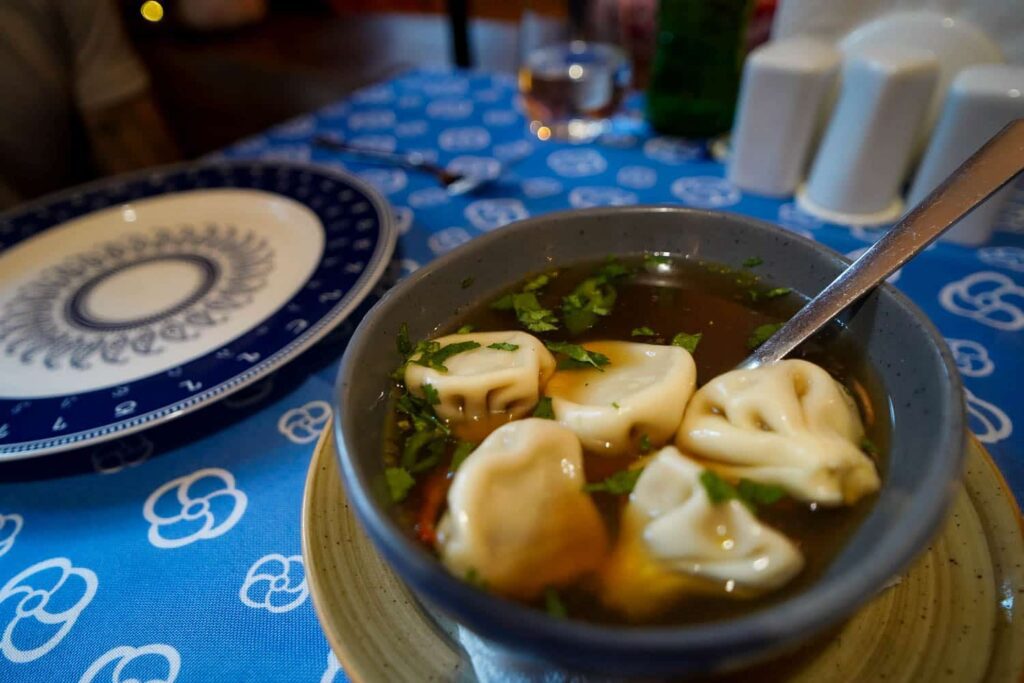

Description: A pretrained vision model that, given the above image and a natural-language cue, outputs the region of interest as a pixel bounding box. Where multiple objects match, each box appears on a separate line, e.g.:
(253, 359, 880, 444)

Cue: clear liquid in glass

(518, 41, 631, 142)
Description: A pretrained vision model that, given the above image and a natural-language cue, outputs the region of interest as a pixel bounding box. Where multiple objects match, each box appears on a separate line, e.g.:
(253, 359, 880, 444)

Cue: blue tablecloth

(1, 68, 1022, 682)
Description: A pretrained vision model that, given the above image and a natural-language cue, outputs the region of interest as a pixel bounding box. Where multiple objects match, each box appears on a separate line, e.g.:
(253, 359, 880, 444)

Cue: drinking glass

(517, 1, 634, 142)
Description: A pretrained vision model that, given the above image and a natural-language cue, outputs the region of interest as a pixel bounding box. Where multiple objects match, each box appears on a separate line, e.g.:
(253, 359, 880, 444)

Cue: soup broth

(383, 254, 889, 626)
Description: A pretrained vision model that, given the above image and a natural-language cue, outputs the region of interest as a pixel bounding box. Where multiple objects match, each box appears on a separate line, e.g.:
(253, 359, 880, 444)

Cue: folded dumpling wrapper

(677, 359, 880, 505)
(405, 331, 556, 425)
(602, 447, 804, 620)
(545, 341, 696, 456)
(436, 418, 608, 599)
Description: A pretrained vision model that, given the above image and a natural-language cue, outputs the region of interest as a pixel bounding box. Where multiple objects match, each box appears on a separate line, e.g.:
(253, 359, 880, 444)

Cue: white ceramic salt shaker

(798, 46, 938, 226)
(727, 38, 842, 197)
(907, 64, 1024, 246)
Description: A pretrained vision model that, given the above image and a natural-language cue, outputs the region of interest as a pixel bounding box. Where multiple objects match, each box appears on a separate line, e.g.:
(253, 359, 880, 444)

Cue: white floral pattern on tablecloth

(0, 67, 1022, 682)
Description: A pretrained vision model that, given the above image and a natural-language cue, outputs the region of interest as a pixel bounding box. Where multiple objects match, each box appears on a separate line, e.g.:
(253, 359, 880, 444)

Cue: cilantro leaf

(671, 332, 702, 353)
(456, 324, 475, 334)
(385, 467, 416, 503)
(421, 383, 440, 405)
(487, 342, 519, 351)
(523, 273, 554, 292)
(556, 356, 610, 371)
(409, 440, 445, 473)
(544, 588, 568, 618)
(747, 322, 784, 350)
(545, 341, 610, 371)
(639, 433, 651, 454)
(394, 383, 453, 476)
(396, 391, 448, 434)
(532, 396, 554, 419)
(585, 468, 644, 495)
(465, 568, 488, 589)
(742, 256, 763, 268)
(700, 470, 787, 511)
(391, 325, 423, 380)
(736, 479, 786, 508)
(503, 292, 559, 332)
(490, 294, 515, 311)
(428, 341, 481, 367)
(412, 339, 440, 360)
(401, 430, 438, 469)
(631, 326, 656, 337)
(643, 253, 672, 267)
(450, 440, 476, 471)
(397, 323, 414, 357)
(611, 401, 620, 409)
(391, 364, 408, 382)
(562, 279, 616, 335)
(860, 436, 880, 458)
(699, 469, 739, 505)
(597, 258, 632, 280)
(491, 274, 560, 332)
(411, 341, 482, 372)
(750, 287, 792, 302)
(561, 259, 632, 335)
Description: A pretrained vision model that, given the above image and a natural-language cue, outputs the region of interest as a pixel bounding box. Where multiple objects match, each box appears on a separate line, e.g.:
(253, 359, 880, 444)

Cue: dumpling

(677, 359, 880, 506)
(404, 331, 556, 426)
(436, 418, 608, 599)
(602, 447, 804, 620)
(545, 341, 696, 456)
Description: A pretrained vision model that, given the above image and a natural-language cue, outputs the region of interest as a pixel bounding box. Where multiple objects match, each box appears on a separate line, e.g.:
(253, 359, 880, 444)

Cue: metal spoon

(739, 118, 1024, 370)
(314, 134, 495, 196)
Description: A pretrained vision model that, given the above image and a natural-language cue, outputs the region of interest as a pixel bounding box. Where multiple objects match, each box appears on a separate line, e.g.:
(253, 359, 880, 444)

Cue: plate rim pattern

(0, 160, 396, 459)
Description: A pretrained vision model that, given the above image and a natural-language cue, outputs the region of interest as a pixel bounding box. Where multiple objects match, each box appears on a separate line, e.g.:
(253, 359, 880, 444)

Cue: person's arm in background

(57, 0, 180, 174)
(83, 92, 181, 174)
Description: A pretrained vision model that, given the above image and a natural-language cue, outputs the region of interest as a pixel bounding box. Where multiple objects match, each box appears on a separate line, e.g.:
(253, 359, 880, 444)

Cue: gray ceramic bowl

(334, 206, 964, 676)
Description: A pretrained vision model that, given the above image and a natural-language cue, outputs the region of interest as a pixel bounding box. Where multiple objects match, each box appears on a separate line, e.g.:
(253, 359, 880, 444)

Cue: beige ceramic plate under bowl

(302, 419, 1024, 682)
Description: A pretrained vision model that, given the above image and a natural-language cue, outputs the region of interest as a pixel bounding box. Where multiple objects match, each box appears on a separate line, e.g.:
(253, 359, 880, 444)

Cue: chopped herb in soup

(381, 256, 888, 625)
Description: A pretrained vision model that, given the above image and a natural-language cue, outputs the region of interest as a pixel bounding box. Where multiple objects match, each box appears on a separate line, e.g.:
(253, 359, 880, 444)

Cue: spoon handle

(740, 118, 1024, 370)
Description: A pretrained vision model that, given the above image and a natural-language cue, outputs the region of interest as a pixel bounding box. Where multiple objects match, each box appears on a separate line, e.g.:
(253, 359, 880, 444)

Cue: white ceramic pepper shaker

(728, 37, 842, 197)
(907, 64, 1024, 246)
(798, 46, 938, 226)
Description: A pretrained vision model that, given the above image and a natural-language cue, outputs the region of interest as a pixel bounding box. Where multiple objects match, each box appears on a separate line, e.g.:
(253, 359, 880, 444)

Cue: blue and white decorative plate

(0, 161, 395, 459)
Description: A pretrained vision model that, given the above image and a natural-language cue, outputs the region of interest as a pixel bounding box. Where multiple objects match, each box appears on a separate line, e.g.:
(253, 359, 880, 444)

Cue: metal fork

(314, 134, 494, 196)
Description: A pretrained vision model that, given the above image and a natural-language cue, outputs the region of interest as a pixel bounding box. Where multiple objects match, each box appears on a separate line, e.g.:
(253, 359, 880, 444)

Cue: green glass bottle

(646, 0, 753, 138)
